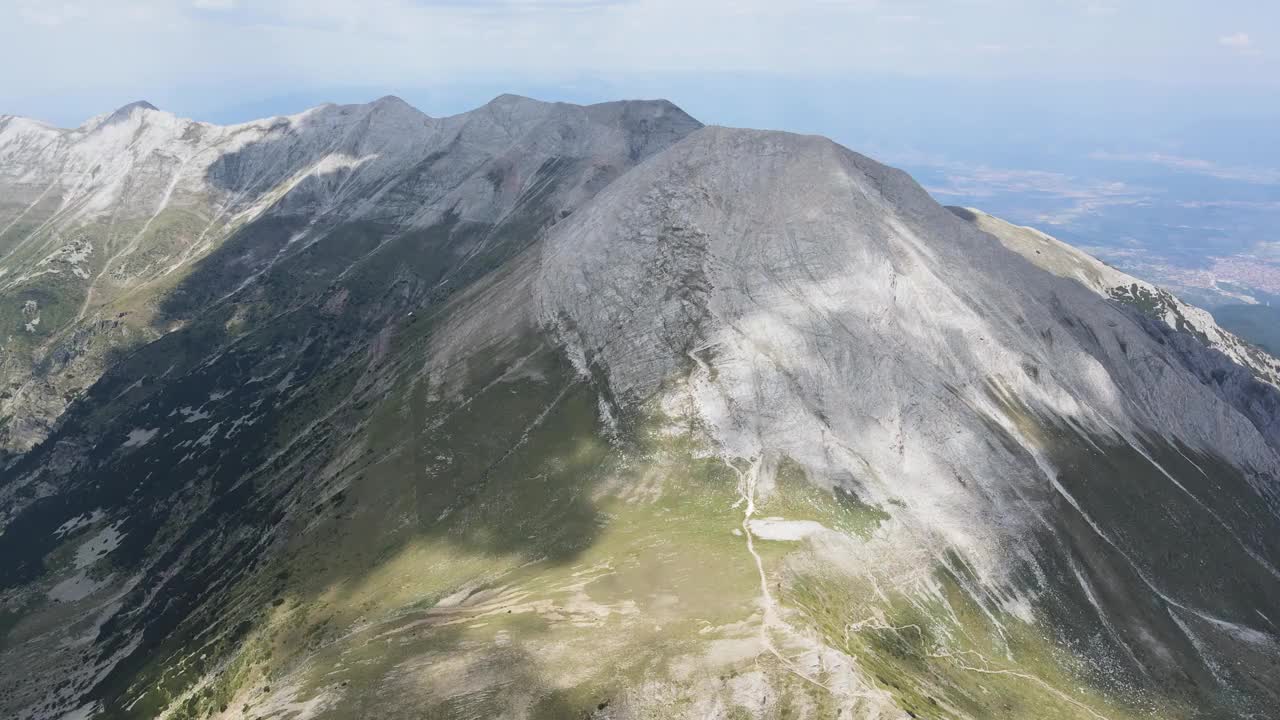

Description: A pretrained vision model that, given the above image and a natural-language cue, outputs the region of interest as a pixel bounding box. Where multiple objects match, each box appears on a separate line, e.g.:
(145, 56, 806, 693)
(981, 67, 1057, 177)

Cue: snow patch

(747, 518, 829, 542)
(54, 509, 103, 538)
(48, 572, 109, 603)
(224, 412, 259, 439)
(58, 701, 102, 720)
(121, 427, 158, 448)
(179, 405, 211, 423)
(195, 421, 223, 447)
(74, 524, 124, 569)
(312, 152, 378, 176)
(274, 370, 296, 393)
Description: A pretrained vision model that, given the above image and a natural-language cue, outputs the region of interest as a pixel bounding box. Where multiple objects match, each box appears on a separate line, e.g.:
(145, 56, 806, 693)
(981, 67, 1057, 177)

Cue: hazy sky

(1, 0, 1274, 128)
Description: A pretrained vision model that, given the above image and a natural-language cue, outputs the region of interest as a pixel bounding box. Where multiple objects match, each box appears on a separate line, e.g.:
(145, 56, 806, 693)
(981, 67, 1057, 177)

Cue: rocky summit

(0, 95, 1278, 720)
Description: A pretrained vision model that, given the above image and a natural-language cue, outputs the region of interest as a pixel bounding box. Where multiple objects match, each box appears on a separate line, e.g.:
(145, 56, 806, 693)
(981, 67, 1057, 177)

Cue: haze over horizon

(3, 0, 1276, 122)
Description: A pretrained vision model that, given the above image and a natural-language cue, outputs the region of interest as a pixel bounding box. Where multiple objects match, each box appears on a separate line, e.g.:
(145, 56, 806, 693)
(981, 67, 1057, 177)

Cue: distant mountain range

(1, 96, 1279, 720)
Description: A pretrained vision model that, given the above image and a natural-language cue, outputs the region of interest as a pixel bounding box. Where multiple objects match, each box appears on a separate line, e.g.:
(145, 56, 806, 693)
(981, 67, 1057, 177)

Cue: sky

(2, 0, 1278, 304)
(1, 0, 1274, 127)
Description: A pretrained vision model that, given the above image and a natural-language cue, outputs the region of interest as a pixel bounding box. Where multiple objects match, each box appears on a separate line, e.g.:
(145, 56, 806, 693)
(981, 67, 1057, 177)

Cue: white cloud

(17, 1, 86, 26)
(896, 150, 1152, 227)
(1219, 32, 1253, 52)
(2, 0, 1279, 125)
(927, 166, 1141, 200)
(1090, 151, 1280, 185)
(1179, 200, 1280, 210)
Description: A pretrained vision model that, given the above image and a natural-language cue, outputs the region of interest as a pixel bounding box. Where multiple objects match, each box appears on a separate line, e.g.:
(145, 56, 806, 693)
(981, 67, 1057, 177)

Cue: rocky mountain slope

(950, 208, 1280, 385)
(0, 94, 696, 458)
(1, 97, 1278, 720)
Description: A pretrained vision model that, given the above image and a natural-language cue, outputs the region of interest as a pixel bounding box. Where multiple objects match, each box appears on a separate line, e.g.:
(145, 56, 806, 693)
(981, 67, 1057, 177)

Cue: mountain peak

(361, 94, 430, 125)
(479, 93, 554, 115)
(370, 94, 415, 112)
(100, 99, 161, 127)
(486, 92, 541, 106)
(119, 99, 159, 113)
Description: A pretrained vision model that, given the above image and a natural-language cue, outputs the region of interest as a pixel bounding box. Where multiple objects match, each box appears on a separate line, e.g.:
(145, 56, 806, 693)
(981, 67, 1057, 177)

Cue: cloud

(888, 150, 1150, 227)
(17, 2, 87, 26)
(2, 0, 1279, 128)
(883, 150, 1110, 199)
(1090, 151, 1280, 185)
(1179, 200, 1280, 210)
(1218, 31, 1259, 56)
(1219, 32, 1251, 49)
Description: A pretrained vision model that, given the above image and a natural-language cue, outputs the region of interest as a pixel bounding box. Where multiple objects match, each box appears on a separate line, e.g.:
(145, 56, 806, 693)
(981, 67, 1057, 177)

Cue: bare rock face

(0, 95, 701, 456)
(540, 127, 1279, 474)
(0, 99, 1278, 720)
(950, 207, 1280, 383)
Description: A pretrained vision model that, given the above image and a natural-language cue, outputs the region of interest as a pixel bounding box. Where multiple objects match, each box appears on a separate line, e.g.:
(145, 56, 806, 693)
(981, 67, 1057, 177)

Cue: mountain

(0, 94, 698, 458)
(1213, 303, 1280, 357)
(1, 97, 1278, 720)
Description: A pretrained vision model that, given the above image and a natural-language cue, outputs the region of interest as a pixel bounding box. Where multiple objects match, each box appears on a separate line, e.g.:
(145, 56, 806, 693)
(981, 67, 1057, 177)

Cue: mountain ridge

(3, 93, 692, 134)
(0, 96, 1278, 720)
(0, 93, 701, 457)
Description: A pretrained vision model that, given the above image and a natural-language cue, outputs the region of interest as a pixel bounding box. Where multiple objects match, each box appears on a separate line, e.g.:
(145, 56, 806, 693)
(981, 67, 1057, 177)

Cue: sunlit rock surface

(0, 98, 1277, 720)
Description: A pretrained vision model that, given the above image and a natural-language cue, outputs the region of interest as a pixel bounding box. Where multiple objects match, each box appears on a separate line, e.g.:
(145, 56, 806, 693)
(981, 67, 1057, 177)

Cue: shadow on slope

(0, 168, 597, 720)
